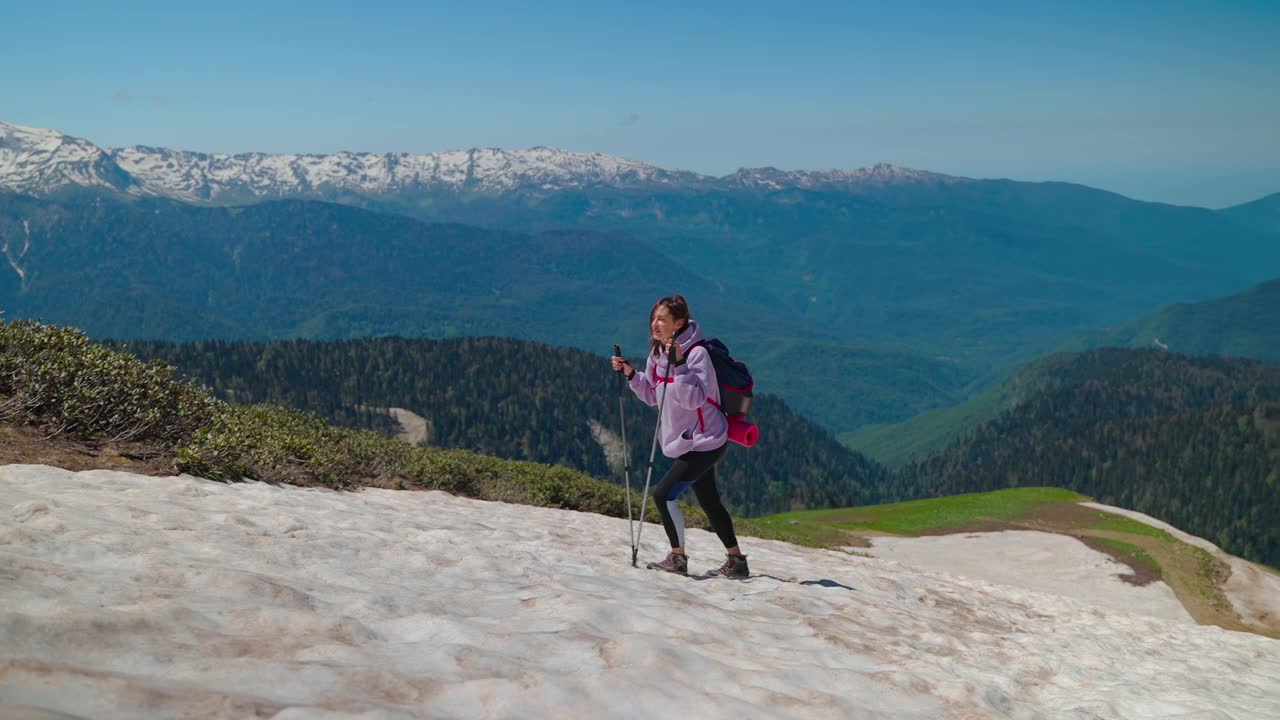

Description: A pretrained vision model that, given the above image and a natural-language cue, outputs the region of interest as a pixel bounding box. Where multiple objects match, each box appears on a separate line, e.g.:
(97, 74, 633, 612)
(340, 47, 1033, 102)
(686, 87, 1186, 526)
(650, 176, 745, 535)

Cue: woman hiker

(611, 294, 749, 578)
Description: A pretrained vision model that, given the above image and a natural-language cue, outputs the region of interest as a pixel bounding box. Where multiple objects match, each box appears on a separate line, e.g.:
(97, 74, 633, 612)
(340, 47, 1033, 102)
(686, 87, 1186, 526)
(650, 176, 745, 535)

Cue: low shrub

(0, 319, 217, 444)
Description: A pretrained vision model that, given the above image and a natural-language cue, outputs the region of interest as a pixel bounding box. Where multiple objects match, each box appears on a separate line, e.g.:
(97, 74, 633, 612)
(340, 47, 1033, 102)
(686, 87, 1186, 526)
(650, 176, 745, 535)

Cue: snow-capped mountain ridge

(108, 144, 712, 201)
(729, 163, 955, 190)
(0, 120, 952, 200)
(0, 121, 136, 195)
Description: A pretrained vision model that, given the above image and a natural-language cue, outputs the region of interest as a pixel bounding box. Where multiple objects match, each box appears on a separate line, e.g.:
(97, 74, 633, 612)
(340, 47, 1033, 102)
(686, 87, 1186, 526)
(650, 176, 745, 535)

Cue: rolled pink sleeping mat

(727, 417, 759, 447)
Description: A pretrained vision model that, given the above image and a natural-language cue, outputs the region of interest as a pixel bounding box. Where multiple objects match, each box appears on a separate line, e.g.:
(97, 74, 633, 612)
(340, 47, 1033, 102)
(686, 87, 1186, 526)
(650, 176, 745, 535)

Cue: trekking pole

(634, 342, 678, 566)
(615, 345, 639, 567)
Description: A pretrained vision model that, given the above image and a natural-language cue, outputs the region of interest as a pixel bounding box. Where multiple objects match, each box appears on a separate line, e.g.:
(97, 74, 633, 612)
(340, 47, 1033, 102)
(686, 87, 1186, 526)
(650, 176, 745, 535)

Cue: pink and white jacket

(628, 321, 728, 457)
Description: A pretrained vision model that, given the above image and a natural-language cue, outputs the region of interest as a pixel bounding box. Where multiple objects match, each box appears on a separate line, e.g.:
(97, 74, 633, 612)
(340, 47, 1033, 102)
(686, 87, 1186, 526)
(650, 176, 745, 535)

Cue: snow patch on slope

(1081, 501, 1280, 630)
(2, 464, 1277, 719)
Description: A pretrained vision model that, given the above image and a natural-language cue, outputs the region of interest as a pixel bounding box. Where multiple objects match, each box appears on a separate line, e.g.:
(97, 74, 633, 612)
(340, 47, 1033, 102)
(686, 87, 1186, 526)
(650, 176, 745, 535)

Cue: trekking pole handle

(613, 344, 625, 394)
(668, 342, 678, 366)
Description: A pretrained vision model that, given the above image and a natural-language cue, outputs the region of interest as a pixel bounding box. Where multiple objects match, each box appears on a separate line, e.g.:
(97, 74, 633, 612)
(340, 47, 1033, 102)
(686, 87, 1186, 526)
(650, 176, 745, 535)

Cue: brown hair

(649, 294, 692, 357)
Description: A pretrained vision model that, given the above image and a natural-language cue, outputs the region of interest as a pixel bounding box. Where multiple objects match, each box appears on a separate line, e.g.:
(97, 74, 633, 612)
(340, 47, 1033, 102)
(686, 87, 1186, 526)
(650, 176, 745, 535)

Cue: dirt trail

(387, 407, 429, 446)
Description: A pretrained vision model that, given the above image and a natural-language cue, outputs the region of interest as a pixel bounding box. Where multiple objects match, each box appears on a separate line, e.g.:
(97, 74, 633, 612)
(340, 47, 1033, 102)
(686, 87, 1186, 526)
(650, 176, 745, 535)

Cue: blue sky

(4, 0, 1277, 207)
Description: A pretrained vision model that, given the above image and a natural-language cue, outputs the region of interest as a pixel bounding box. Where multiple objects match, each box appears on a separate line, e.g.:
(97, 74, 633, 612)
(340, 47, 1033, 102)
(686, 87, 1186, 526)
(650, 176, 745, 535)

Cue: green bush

(0, 319, 217, 443)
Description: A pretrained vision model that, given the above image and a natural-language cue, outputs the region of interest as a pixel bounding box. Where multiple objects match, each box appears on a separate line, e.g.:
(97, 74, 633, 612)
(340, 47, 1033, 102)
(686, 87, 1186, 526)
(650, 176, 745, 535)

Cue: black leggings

(653, 442, 737, 550)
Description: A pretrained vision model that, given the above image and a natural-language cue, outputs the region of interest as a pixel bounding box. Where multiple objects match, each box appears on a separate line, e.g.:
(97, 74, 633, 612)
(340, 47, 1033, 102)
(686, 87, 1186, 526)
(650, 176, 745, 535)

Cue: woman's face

(651, 306, 683, 342)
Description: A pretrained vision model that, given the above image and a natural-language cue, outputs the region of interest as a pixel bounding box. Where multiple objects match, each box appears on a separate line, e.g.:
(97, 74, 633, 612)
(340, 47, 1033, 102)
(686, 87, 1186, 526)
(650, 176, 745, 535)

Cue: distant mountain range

(845, 277, 1280, 467)
(1222, 192, 1280, 236)
(0, 190, 766, 344)
(3, 119, 1278, 436)
(0, 119, 950, 200)
(1094, 277, 1280, 361)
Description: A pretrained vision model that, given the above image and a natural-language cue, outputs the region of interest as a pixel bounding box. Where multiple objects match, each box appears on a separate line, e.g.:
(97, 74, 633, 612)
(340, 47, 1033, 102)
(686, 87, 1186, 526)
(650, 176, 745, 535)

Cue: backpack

(692, 338, 754, 420)
(692, 338, 758, 447)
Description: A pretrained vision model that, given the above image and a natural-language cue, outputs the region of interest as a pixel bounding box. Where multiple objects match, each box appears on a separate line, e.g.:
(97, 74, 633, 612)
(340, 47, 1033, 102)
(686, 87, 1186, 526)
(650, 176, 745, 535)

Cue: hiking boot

(707, 553, 750, 578)
(646, 551, 688, 575)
